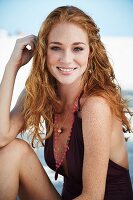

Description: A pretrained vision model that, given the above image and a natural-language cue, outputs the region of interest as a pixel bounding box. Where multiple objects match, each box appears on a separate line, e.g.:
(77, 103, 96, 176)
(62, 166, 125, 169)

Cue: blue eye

(50, 46, 61, 51)
(74, 47, 84, 52)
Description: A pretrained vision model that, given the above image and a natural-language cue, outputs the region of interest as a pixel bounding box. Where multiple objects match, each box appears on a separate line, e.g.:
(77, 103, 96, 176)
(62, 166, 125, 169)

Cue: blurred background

(0, 0, 133, 194)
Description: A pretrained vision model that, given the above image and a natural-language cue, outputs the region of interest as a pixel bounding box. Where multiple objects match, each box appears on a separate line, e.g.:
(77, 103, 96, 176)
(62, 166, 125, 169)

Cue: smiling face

(46, 22, 90, 85)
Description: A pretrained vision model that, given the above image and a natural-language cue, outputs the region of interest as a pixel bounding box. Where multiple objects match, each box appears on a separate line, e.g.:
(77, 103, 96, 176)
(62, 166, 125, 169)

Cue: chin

(57, 77, 80, 86)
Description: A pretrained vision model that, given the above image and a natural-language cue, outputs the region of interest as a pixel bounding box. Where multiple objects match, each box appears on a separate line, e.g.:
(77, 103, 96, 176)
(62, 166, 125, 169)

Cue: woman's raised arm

(0, 35, 37, 147)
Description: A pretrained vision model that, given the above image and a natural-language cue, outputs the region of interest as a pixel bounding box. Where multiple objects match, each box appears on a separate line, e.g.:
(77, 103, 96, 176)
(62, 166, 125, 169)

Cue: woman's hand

(8, 35, 37, 71)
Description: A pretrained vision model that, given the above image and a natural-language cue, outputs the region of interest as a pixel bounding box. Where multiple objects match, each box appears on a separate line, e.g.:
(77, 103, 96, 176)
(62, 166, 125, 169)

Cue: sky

(0, 0, 133, 36)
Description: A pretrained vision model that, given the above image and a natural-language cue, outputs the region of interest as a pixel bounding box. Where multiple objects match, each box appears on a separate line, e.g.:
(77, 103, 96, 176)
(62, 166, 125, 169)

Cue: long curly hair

(21, 6, 132, 147)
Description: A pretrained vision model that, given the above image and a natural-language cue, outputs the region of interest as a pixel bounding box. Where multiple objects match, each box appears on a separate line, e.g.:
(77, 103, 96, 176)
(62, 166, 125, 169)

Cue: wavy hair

(21, 6, 132, 147)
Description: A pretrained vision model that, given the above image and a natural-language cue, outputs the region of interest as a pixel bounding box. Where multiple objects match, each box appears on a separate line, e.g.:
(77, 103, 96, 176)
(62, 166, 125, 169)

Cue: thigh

(15, 139, 61, 200)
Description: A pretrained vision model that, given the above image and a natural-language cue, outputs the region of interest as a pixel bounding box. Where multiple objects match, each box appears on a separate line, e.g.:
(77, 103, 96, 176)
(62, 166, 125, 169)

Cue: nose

(59, 50, 73, 64)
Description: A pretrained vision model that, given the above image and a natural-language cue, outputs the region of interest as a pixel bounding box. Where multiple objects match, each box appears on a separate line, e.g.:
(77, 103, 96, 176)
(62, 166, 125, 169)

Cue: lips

(56, 67, 77, 72)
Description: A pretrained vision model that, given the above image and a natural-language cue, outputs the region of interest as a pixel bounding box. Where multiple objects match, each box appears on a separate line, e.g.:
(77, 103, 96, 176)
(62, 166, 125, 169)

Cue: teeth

(58, 67, 75, 72)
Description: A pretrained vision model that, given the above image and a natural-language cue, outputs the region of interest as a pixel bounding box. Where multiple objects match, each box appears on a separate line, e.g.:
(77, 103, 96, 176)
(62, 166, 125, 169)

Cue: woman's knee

(0, 138, 31, 161)
(0, 139, 30, 199)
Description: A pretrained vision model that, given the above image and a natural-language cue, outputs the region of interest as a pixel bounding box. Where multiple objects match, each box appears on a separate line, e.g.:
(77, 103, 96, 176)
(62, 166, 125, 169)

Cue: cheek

(84, 52, 90, 66)
(46, 51, 53, 66)
(47, 50, 60, 66)
(77, 53, 89, 66)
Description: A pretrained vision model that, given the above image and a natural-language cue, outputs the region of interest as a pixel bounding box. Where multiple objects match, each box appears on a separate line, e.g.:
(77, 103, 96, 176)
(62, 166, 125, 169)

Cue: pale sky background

(0, 0, 133, 36)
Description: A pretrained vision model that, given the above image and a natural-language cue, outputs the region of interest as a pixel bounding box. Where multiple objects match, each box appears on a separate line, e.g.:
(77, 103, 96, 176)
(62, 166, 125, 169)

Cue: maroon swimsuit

(44, 107, 133, 200)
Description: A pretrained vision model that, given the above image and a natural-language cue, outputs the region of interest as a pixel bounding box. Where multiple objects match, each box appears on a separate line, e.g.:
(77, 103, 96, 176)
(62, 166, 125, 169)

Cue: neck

(57, 80, 83, 110)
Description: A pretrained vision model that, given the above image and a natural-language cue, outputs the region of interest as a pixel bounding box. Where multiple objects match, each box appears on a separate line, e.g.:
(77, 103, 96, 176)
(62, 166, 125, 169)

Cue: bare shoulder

(81, 95, 113, 141)
(81, 95, 112, 117)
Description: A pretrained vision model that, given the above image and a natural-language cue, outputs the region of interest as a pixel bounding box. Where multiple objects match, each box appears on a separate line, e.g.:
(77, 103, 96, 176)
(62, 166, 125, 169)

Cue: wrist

(5, 60, 20, 74)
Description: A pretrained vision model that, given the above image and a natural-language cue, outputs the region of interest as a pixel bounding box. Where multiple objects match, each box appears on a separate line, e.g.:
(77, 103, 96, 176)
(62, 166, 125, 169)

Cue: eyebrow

(49, 42, 86, 45)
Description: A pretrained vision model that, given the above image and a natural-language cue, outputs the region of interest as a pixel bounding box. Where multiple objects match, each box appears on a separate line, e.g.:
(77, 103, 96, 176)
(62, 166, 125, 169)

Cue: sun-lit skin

(47, 23, 90, 87)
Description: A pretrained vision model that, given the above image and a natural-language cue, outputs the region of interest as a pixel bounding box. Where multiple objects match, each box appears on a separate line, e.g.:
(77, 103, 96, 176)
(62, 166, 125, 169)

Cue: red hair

(21, 6, 132, 147)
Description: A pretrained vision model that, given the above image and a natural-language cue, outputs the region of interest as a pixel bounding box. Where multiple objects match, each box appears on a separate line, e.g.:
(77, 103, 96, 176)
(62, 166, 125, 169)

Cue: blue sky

(0, 0, 133, 36)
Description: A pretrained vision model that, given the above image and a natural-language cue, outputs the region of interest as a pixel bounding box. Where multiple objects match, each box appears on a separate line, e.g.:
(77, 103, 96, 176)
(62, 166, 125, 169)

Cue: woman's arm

(0, 62, 25, 147)
(0, 35, 36, 147)
(73, 96, 113, 200)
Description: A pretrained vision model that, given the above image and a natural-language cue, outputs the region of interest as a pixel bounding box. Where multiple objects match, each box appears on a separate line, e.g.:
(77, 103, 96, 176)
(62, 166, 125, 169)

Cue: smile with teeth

(57, 67, 76, 72)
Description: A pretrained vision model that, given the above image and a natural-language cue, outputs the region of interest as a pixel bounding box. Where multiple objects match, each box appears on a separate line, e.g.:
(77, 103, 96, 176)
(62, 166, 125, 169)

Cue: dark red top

(44, 109, 133, 200)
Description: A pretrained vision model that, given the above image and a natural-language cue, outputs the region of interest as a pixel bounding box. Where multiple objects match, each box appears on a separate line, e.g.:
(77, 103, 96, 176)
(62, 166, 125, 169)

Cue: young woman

(0, 5, 133, 200)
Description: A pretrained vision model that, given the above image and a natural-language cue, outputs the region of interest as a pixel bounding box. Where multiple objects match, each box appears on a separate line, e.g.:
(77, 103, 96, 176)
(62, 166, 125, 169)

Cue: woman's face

(47, 22, 90, 85)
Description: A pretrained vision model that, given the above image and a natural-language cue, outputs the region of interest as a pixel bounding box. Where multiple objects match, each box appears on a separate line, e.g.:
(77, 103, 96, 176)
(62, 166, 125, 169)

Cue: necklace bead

(57, 128, 62, 134)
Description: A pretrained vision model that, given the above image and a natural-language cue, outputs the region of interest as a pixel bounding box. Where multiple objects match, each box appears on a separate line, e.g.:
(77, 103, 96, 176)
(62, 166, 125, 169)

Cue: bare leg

(0, 138, 61, 200)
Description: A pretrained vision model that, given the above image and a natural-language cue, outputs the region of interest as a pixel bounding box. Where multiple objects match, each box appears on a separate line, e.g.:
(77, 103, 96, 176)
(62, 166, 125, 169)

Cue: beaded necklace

(55, 111, 70, 135)
(53, 95, 79, 180)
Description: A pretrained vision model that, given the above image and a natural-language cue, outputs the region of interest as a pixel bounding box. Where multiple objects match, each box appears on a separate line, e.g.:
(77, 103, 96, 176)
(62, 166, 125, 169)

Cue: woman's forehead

(48, 22, 88, 44)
